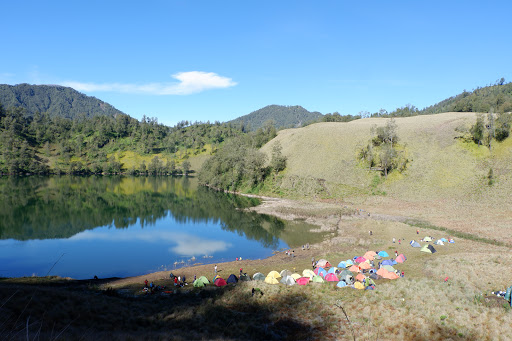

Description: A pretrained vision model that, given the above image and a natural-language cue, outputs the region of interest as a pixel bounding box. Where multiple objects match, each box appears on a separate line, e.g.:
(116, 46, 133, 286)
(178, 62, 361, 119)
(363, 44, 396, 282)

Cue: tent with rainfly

(378, 251, 389, 257)
(267, 270, 281, 279)
(193, 279, 205, 287)
(359, 262, 372, 270)
(296, 277, 310, 285)
(327, 267, 338, 274)
(280, 275, 296, 286)
(410, 240, 421, 247)
(337, 261, 348, 268)
(336, 280, 348, 288)
(354, 281, 365, 290)
(280, 269, 293, 277)
(197, 276, 210, 285)
(325, 273, 339, 282)
(253, 272, 266, 281)
(312, 275, 324, 283)
(363, 251, 376, 261)
(435, 240, 445, 246)
(395, 254, 407, 263)
(314, 267, 327, 277)
(440, 238, 448, 242)
(377, 268, 399, 280)
(239, 274, 251, 281)
(291, 273, 302, 280)
(302, 269, 316, 279)
(423, 236, 433, 242)
(315, 259, 331, 268)
(348, 265, 361, 273)
(227, 274, 238, 284)
(265, 275, 279, 284)
(421, 244, 437, 253)
(214, 278, 227, 287)
(381, 259, 397, 266)
(355, 256, 366, 264)
(355, 273, 366, 282)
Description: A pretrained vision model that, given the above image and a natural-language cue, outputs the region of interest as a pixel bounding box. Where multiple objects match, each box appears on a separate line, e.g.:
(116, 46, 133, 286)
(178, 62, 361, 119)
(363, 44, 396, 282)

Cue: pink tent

(296, 277, 310, 285)
(324, 273, 339, 282)
(355, 256, 366, 263)
(396, 254, 407, 263)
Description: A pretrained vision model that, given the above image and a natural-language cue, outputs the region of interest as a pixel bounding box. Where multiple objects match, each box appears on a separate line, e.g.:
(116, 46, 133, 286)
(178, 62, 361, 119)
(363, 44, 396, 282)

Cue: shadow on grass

(0, 278, 317, 340)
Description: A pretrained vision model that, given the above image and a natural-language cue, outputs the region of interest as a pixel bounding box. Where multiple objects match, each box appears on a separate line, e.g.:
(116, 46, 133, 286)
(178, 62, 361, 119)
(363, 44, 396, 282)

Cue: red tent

(214, 278, 227, 287)
(296, 277, 310, 285)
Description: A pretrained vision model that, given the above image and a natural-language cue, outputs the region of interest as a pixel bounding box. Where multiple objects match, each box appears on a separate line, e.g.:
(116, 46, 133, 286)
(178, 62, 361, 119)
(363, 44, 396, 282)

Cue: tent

(395, 254, 407, 263)
(265, 275, 279, 284)
(253, 272, 266, 281)
(382, 265, 396, 272)
(312, 275, 325, 283)
(410, 240, 421, 247)
(355, 273, 366, 282)
(314, 267, 327, 277)
(423, 236, 433, 242)
(227, 274, 239, 284)
(280, 275, 296, 286)
(316, 259, 331, 268)
(377, 268, 399, 280)
(381, 259, 397, 266)
(214, 278, 227, 287)
(267, 270, 281, 279)
(327, 267, 338, 274)
(325, 273, 339, 282)
(440, 238, 448, 242)
(296, 277, 310, 285)
(378, 251, 389, 257)
(302, 269, 316, 278)
(193, 279, 205, 287)
(213, 275, 221, 282)
(197, 276, 210, 285)
(280, 269, 292, 277)
(339, 270, 354, 278)
(337, 261, 348, 268)
(363, 251, 376, 261)
(359, 262, 372, 270)
(354, 281, 365, 290)
(448, 239, 455, 243)
(435, 240, 445, 245)
(348, 265, 361, 273)
(336, 280, 347, 288)
(421, 244, 437, 253)
(291, 273, 302, 280)
(239, 274, 251, 281)
(345, 259, 354, 266)
(355, 256, 366, 264)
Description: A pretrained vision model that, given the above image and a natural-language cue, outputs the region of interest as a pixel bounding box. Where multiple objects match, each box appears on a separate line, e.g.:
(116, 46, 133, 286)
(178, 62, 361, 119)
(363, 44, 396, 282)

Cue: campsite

(2, 197, 511, 340)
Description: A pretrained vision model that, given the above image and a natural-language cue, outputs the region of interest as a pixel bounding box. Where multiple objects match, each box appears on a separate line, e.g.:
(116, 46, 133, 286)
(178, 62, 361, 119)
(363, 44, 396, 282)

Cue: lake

(0, 176, 323, 279)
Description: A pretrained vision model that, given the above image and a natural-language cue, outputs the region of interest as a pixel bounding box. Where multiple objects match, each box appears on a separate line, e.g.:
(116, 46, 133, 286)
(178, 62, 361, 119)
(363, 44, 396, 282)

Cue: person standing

(214, 264, 217, 274)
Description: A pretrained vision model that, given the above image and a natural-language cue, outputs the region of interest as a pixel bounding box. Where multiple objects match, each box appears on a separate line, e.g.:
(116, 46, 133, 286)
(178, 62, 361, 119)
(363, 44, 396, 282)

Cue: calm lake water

(0, 176, 322, 279)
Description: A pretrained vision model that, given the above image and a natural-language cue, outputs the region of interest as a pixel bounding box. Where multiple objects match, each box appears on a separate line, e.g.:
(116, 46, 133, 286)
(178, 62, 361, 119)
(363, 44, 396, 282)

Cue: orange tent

(377, 268, 399, 280)
(359, 262, 372, 270)
(355, 273, 366, 282)
(348, 265, 361, 273)
(363, 251, 376, 261)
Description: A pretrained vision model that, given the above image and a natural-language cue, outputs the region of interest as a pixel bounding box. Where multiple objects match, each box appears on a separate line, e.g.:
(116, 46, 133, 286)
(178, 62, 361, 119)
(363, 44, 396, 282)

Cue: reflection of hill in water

(0, 176, 292, 248)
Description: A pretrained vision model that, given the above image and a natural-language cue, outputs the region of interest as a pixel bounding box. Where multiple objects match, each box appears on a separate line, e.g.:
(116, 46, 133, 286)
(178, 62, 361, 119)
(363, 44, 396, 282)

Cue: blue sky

(2, 1, 511, 126)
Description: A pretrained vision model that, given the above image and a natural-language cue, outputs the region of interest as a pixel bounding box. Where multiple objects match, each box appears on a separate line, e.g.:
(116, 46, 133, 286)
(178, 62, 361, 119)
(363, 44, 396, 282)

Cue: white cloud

(62, 71, 237, 95)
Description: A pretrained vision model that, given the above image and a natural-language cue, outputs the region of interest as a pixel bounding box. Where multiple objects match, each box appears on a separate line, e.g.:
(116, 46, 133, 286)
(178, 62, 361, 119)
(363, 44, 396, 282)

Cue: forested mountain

(374, 79, 512, 117)
(229, 105, 323, 130)
(0, 84, 125, 119)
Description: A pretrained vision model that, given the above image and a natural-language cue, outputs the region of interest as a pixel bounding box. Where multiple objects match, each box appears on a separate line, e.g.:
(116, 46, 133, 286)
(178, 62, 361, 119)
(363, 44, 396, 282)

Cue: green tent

(420, 244, 437, 253)
(197, 276, 210, 285)
(382, 265, 396, 272)
(312, 275, 324, 283)
(193, 279, 205, 288)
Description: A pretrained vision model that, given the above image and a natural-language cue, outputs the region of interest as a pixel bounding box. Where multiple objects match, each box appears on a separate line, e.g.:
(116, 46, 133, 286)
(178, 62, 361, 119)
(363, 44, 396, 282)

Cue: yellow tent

(302, 269, 315, 278)
(354, 281, 365, 290)
(265, 275, 279, 284)
(291, 273, 302, 280)
(267, 270, 281, 279)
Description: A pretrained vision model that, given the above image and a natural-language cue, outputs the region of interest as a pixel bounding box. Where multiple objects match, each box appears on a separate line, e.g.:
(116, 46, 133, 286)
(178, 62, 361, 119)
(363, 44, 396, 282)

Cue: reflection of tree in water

(0, 176, 284, 248)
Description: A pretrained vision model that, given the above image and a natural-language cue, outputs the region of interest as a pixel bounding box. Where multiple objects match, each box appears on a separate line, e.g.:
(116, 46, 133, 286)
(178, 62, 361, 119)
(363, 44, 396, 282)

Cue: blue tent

(327, 267, 338, 274)
(227, 274, 238, 284)
(378, 251, 389, 257)
(315, 267, 327, 277)
(337, 261, 348, 268)
(410, 240, 421, 247)
(381, 259, 397, 266)
(440, 238, 448, 242)
(336, 280, 348, 288)
(345, 259, 354, 265)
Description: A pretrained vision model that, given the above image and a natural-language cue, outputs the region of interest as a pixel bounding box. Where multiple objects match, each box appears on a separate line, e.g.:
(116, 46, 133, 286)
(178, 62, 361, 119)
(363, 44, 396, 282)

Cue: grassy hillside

(260, 112, 512, 243)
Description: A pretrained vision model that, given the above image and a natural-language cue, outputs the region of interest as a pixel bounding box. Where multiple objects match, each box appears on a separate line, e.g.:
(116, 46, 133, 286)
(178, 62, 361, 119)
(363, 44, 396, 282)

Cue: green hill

(229, 105, 323, 130)
(0, 83, 125, 118)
